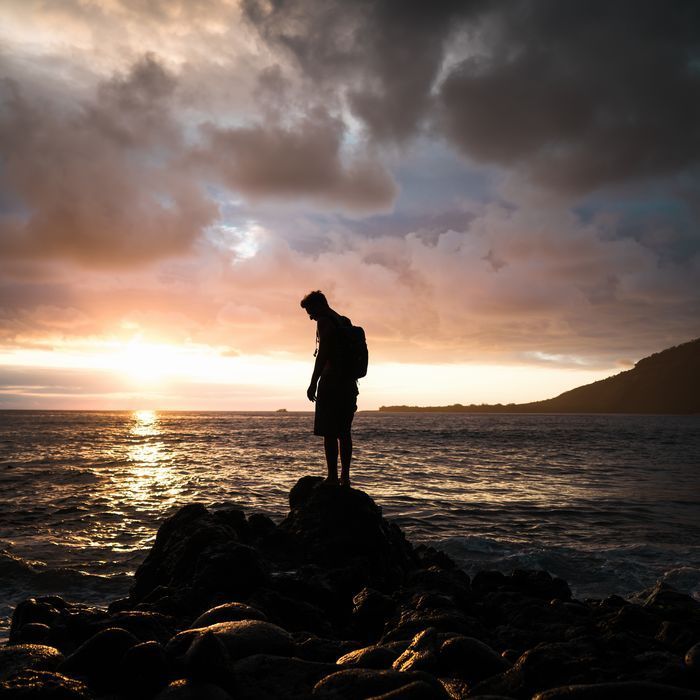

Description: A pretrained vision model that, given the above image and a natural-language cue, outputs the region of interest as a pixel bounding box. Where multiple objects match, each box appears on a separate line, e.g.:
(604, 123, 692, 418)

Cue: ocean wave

(0, 549, 132, 595)
(435, 535, 700, 601)
(0, 549, 133, 642)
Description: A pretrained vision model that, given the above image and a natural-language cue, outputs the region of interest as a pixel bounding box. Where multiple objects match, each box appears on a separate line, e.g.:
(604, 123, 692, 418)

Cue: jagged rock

(533, 680, 700, 699)
(185, 630, 234, 689)
(58, 627, 139, 689)
(630, 650, 689, 686)
(171, 620, 294, 664)
(437, 634, 509, 682)
(381, 608, 481, 644)
(118, 641, 169, 696)
(639, 583, 700, 619)
(9, 624, 51, 645)
(312, 668, 448, 699)
(392, 628, 440, 674)
(687, 642, 700, 672)
(295, 636, 359, 663)
(337, 645, 402, 669)
(189, 602, 267, 628)
(351, 588, 397, 641)
(472, 570, 508, 596)
(154, 679, 232, 700)
(10, 598, 65, 632)
(0, 670, 92, 699)
(129, 504, 264, 607)
(657, 620, 700, 653)
(471, 639, 603, 698)
(404, 567, 472, 609)
(230, 653, 337, 700)
(279, 478, 416, 591)
(247, 587, 332, 635)
(603, 603, 659, 636)
(508, 569, 572, 601)
(9, 598, 109, 653)
(247, 513, 276, 540)
(96, 611, 176, 645)
(0, 645, 63, 681)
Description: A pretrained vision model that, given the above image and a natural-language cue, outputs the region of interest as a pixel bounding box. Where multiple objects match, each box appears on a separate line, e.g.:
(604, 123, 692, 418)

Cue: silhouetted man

(301, 290, 358, 486)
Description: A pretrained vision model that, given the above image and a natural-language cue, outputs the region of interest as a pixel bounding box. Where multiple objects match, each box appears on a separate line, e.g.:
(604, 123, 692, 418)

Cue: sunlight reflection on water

(119, 409, 185, 519)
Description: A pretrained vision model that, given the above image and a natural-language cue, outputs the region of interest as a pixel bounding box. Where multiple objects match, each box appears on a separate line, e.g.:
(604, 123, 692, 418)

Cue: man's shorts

(314, 375, 358, 437)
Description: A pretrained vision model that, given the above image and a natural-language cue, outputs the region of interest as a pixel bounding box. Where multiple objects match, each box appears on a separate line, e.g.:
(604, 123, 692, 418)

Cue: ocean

(1, 410, 699, 640)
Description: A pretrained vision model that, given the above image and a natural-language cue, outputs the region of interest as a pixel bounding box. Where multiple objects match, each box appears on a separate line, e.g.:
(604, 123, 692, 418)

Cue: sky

(0, 0, 699, 410)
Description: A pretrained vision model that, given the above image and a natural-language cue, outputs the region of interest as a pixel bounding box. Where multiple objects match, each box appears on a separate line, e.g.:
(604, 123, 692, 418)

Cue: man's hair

(300, 290, 329, 310)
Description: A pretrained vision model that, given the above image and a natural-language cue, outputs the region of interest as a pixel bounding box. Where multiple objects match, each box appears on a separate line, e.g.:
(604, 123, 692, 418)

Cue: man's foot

(323, 475, 339, 485)
(339, 478, 351, 488)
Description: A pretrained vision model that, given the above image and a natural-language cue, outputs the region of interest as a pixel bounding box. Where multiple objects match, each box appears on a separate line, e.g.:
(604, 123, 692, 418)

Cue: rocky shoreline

(2, 476, 700, 699)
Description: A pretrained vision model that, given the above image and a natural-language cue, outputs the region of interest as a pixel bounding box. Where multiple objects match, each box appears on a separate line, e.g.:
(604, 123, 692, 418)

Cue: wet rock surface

(4, 477, 700, 699)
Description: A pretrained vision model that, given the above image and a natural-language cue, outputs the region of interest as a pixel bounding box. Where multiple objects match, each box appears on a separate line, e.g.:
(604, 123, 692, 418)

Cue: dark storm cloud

(440, 1, 700, 193)
(242, 0, 474, 142)
(195, 107, 397, 213)
(245, 0, 700, 194)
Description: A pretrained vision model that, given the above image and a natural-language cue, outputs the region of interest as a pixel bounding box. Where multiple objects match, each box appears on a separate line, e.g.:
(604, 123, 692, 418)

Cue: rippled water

(1, 410, 699, 639)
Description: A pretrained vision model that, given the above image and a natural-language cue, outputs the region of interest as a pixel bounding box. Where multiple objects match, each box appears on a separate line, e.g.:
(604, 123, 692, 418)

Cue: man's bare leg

(339, 433, 352, 486)
(324, 435, 339, 482)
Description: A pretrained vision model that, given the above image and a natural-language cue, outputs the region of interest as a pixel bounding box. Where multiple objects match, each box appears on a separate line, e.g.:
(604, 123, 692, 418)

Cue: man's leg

(339, 432, 352, 486)
(324, 435, 339, 481)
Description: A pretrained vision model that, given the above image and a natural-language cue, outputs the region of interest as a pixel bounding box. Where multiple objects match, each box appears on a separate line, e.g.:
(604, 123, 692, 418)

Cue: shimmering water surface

(1, 410, 699, 639)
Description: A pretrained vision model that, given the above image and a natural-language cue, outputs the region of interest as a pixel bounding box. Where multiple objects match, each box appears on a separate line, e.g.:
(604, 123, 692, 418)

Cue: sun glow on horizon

(0, 335, 619, 410)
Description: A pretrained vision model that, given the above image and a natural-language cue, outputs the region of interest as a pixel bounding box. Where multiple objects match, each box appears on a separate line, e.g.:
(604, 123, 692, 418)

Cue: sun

(119, 338, 183, 383)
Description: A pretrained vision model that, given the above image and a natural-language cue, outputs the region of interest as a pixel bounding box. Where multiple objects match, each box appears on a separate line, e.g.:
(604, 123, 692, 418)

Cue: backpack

(336, 324, 368, 379)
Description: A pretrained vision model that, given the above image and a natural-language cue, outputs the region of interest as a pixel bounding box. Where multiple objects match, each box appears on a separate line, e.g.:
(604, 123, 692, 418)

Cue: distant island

(379, 337, 700, 414)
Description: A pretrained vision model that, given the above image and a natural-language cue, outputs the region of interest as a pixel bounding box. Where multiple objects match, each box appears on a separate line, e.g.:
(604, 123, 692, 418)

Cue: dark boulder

(9, 624, 51, 646)
(154, 678, 233, 700)
(246, 588, 332, 635)
(351, 588, 396, 641)
(381, 608, 481, 644)
(129, 504, 265, 608)
(230, 653, 337, 700)
(94, 610, 176, 645)
(437, 634, 509, 682)
(533, 681, 700, 699)
(471, 639, 603, 698)
(0, 670, 92, 699)
(58, 627, 139, 689)
(294, 636, 359, 663)
(172, 620, 295, 664)
(185, 631, 234, 691)
(0, 645, 63, 681)
(279, 479, 416, 592)
(337, 645, 402, 670)
(687, 642, 700, 673)
(189, 602, 267, 629)
(312, 668, 448, 699)
(367, 680, 443, 700)
(118, 640, 169, 696)
(9, 598, 108, 654)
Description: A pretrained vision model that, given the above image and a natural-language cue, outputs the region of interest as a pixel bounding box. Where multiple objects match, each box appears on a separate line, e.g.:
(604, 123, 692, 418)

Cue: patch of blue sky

(574, 193, 700, 262)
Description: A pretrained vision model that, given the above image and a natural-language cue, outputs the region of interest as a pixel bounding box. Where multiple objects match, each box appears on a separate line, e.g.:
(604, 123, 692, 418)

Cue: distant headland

(379, 337, 700, 415)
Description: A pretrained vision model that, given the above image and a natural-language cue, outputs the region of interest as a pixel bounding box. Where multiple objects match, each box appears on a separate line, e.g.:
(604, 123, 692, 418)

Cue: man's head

(300, 290, 329, 320)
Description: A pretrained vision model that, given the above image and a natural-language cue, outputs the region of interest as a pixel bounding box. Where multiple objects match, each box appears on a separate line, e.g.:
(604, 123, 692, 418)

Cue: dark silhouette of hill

(380, 337, 700, 414)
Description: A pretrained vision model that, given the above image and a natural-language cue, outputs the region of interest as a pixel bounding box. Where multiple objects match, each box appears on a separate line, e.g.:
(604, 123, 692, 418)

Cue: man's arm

(307, 317, 332, 401)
